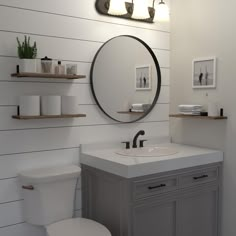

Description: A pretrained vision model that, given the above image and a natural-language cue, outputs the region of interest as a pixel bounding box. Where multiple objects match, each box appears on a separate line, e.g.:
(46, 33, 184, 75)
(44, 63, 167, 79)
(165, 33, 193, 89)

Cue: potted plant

(17, 35, 37, 73)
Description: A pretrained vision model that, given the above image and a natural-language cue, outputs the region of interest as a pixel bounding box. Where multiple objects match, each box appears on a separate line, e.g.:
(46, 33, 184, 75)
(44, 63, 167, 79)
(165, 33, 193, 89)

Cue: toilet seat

(46, 218, 111, 236)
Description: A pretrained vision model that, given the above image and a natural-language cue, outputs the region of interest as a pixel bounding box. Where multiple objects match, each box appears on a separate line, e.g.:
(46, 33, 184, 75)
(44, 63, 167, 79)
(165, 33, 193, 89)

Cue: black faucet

(132, 130, 145, 148)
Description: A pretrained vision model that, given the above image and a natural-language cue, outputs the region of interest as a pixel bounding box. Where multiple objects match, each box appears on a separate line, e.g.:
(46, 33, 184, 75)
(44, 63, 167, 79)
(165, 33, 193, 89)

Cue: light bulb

(108, 0, 127, 16)
(155, 1, 170, 22)
(132, 0, 150, 20)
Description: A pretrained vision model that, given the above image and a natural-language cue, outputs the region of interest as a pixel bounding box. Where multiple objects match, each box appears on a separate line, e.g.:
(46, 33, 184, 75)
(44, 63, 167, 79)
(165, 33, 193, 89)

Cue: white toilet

(19, 165, 111, 236)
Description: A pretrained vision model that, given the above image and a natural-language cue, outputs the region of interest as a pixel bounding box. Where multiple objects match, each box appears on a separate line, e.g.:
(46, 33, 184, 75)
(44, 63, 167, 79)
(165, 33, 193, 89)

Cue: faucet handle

(139, 139, 147, 148)
(122, 141, 130, 149)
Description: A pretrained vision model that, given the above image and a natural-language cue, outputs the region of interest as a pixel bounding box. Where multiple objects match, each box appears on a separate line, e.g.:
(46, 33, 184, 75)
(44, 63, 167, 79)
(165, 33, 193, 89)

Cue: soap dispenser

(55, 61, 65, 75)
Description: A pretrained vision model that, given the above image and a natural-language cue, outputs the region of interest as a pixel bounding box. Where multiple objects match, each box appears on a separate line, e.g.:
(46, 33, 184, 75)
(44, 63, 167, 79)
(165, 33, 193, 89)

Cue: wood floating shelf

(12, 114, 86, 120)
(11, 73, 86, 80)
(117, 111, 145, 114)
(169, 114, 227, 120)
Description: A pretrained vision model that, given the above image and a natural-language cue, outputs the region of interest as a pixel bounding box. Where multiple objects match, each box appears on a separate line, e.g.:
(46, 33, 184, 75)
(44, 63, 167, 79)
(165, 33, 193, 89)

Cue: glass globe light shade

(132, 0, 150, 19)
(108, 0, 127, 15)
(155, 1, 170, 22)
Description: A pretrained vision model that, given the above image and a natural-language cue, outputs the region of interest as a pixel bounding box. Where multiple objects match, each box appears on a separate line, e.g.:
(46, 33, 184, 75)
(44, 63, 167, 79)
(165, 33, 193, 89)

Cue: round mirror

(90, 35, 161, 123)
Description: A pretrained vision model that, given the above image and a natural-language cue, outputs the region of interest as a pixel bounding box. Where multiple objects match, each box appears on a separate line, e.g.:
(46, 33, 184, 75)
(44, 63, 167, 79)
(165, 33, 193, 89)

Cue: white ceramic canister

(41, 96, 61, 115)
(41, 57, 53, 74)
(61, 96, 78, 115)
(19, 96, 40, 116)
(208, 102, 218, 117)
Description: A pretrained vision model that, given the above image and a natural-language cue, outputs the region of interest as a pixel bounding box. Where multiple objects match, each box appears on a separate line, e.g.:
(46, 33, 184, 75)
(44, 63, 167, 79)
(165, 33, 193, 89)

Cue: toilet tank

(19, 165, 81, 226)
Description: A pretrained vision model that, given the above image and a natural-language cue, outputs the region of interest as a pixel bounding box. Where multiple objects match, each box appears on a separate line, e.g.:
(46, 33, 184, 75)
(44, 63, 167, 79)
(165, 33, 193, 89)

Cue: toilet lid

(46, 218, 111, 236)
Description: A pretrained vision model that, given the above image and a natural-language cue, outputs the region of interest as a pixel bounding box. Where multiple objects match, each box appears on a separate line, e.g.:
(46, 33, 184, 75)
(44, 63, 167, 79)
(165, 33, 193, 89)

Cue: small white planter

(208, 102, 218, 117)
(19, 59, 37, 73)
(41, 96, 61, 116)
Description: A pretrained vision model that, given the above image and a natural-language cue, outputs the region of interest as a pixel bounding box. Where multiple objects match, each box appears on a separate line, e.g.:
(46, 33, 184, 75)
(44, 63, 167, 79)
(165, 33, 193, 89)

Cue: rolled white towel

(131, 104, 144, 110)
(179, 104, 202, 107)
(179, 104, 202, 109)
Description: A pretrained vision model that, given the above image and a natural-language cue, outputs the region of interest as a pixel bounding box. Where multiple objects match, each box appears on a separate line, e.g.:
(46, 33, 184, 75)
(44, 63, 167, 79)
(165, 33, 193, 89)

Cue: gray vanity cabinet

(82, 163, 221, 236)
(133, 197, 177, 236)
(177, 185, 219, 236)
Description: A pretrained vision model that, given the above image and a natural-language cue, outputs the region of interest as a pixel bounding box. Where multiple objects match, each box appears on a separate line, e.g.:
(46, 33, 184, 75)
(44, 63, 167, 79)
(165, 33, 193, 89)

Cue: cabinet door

(132, 198, 177, 236)
(178, 187, 218, 236)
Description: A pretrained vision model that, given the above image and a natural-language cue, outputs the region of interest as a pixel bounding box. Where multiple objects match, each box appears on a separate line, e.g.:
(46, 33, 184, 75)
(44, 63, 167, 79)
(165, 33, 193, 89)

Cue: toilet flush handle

(22, 185, 34, 190)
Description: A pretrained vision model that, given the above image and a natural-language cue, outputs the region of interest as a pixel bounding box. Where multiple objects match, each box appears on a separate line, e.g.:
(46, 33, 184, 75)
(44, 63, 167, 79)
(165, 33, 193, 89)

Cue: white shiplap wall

(0, 1, 170, 236)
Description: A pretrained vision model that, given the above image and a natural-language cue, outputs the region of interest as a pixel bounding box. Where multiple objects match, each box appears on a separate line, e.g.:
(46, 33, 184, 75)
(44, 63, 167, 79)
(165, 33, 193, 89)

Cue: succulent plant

(17, 35, 37, 59)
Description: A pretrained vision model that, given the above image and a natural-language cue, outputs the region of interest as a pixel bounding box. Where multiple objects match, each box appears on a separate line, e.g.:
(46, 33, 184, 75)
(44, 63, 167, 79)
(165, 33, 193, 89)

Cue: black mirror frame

(90, 35, 161, 123)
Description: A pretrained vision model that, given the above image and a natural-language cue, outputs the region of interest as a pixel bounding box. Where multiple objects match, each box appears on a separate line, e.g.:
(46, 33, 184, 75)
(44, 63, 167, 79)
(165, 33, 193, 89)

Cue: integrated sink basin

(115, 146, 179, 157)
(81, 140, 223, 178)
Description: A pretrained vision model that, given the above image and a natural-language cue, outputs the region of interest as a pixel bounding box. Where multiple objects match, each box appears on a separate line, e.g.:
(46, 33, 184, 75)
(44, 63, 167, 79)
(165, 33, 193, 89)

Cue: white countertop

(80, 141, 223, 178)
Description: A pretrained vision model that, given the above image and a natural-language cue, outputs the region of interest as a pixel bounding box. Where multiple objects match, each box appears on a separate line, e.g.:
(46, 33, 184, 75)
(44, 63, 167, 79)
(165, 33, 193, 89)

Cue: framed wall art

(135, 65, 151, 91)
(192, 57, 216, 88)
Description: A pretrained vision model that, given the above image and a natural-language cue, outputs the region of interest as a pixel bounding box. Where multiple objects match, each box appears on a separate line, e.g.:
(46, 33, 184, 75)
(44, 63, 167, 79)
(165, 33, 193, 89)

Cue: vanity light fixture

(95, 0, 169, 23)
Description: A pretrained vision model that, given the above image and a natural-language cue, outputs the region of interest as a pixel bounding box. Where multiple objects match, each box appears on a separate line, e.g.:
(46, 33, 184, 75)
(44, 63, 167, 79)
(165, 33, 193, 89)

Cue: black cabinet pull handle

(22, 185, 34, 190)
(193, 174, 208, 180)
(148, 184, 166, 190)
